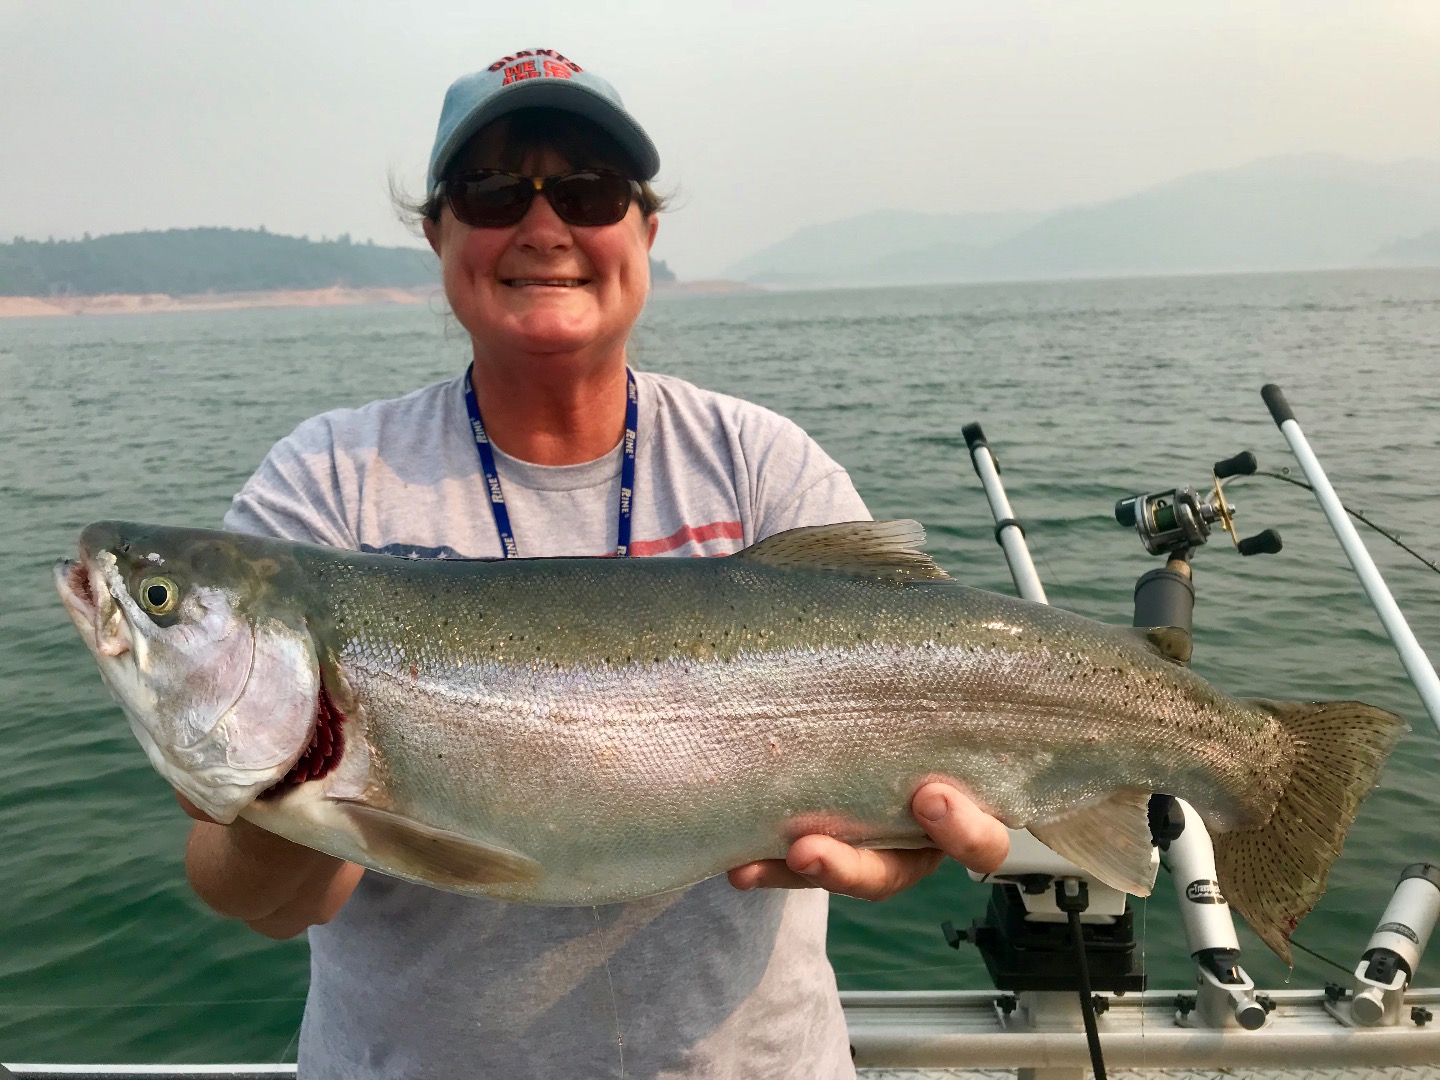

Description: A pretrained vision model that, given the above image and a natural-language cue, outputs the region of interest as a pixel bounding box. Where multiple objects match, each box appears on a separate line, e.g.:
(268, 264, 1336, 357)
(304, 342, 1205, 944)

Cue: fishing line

(1138, 894, 1147, 1070)
(594, 906, 626, 1080)
(277, 1023, 301, 1065)
(834, 962, 980, 977)
(1289, 936, 1356, 978)
(1237, 471, 1440, 576)
(1033, 545, 1072, 606)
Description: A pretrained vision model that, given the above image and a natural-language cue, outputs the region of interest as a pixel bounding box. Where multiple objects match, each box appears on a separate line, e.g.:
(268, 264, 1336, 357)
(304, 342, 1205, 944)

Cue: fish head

(55, 521, 320, 823)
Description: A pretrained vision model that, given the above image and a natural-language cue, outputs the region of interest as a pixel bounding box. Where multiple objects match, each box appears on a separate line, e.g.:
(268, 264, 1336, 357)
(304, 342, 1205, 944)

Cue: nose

(512, 187, 572, 253)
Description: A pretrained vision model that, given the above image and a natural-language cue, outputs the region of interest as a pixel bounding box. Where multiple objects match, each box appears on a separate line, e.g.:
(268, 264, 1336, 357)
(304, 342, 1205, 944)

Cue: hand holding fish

(728, 782, 1009, 900)
(176, 791, 364, 940)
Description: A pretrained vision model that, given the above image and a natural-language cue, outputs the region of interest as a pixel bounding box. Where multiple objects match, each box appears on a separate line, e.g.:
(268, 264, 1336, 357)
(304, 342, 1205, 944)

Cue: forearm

(185, 817, 361, 936)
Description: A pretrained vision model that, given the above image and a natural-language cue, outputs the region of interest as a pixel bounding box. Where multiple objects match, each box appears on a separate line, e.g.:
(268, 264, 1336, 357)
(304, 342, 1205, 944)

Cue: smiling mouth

(503, 278, 588, 288)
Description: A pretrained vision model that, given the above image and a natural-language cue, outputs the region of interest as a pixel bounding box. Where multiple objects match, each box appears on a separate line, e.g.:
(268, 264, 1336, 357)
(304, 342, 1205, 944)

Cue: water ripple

(4, 272, 1440, 1060)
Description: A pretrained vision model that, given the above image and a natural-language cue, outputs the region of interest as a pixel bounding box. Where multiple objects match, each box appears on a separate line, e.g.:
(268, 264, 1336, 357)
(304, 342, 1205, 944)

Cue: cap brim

(429, 79, 660, 186)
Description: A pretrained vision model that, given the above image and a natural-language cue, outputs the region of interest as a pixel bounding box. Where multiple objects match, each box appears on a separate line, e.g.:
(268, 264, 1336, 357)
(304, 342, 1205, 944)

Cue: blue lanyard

(462, 365, 638, 558)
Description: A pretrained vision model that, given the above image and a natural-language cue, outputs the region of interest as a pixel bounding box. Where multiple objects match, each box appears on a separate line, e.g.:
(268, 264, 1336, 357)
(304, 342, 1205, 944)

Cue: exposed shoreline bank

(0, 286, 436, 319)
(0, 279, 759, 319)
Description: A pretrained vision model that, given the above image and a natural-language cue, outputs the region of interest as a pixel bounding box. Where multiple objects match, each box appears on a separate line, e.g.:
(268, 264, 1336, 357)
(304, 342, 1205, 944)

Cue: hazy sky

(3, 1, 1438, 278)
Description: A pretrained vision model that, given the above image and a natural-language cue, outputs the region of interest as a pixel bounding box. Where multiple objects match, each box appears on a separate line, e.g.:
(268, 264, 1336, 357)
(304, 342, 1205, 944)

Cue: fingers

(789, 836, 944, 900)
(728, 784, 1011, 901)
(174, 790, 220, 824)
(727, 859, 808, 891)
(910, 782, 1010, 874)
(730, 837, 944, 901)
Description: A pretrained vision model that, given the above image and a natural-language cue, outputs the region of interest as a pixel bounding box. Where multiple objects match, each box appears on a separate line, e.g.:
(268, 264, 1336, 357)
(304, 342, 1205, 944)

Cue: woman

(183, 50, 1009, 1078)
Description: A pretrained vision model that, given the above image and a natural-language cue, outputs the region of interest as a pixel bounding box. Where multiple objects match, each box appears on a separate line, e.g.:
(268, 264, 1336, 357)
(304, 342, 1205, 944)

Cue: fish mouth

(55, 558, 100, 645)
(55, 553, 131, 657)
(58, 558, 96, 615)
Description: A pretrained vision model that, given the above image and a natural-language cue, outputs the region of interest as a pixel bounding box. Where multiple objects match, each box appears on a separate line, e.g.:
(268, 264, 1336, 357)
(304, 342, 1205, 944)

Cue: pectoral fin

(334, 801, 542, 888)
(1028, 790, 1158, 897)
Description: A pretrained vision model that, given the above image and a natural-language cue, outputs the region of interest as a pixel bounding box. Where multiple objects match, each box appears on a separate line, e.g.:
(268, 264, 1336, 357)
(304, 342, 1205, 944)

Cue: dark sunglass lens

(549, 172, 633, 226)
(449, 173, 532, 227)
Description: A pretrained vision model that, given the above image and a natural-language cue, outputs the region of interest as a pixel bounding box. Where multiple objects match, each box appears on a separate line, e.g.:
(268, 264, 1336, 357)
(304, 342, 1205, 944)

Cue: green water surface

(2, 270, 1438, 1063)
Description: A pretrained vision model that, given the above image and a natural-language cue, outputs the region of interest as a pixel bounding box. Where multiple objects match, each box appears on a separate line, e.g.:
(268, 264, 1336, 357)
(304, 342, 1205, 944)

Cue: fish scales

(292, 539, 1279, 901)
(56, 519, 1404, 961)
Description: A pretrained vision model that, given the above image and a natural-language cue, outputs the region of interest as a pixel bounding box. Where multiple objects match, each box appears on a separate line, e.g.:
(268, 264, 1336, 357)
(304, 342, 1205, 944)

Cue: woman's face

(424, 129, 658, 371)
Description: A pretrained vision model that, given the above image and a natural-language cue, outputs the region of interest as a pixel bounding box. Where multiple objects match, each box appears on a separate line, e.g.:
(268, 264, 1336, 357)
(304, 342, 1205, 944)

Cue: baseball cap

(427, 50, 660, 191)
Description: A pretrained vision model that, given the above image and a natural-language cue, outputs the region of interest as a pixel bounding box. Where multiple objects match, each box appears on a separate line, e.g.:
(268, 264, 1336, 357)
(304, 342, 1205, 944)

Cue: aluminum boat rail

(11, 988, 1440, 1078)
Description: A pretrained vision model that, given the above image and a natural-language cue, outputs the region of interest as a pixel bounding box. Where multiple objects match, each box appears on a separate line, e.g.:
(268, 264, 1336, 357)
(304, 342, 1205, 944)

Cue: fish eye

(138, 575, 179, 617)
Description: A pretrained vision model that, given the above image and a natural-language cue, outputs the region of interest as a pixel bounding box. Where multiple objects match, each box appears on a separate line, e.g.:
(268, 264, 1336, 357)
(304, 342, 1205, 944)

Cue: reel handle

(1237, 529, 1283, 557)
(1213, 451, 1258, 479)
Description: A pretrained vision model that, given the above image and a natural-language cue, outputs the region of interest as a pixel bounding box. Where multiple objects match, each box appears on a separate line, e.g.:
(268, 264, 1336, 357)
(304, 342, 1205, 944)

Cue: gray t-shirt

(225, 370, 870, 1079)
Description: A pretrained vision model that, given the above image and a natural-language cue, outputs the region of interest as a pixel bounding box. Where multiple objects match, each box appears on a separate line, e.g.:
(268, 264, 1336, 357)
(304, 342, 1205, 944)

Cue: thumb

(910, 783, 1009, 874)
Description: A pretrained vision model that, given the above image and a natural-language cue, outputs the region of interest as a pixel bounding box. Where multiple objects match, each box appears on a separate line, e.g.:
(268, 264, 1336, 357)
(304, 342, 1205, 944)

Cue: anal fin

(335, 801, 541, 888)
(1028, 790, 1158, 896)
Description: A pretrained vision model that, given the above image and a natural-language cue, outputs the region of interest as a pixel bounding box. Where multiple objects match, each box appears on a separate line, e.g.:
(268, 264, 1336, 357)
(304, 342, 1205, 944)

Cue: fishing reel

(1115, 451, 1283, 559)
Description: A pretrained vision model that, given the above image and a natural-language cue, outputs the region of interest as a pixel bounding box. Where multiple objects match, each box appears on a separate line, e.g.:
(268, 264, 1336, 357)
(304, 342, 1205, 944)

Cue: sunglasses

(436, 169, 637, 228)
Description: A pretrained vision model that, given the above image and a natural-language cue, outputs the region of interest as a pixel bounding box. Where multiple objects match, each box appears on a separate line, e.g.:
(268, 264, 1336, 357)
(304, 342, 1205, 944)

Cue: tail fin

(1214, 699, 1405, 964)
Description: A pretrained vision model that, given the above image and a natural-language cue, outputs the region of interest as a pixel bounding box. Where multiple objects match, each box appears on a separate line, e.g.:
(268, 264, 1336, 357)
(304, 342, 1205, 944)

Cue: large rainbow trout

(56, 519, 1403, 961)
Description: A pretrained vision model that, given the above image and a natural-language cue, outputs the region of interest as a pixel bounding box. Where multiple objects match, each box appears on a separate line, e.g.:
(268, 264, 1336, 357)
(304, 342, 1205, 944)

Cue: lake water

(3, 269, 1439, 1065)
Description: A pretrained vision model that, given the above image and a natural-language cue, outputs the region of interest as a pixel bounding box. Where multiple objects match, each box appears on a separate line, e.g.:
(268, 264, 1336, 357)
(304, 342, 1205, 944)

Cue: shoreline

(0, 279, 761, 319)
(0, 285, 437, 319)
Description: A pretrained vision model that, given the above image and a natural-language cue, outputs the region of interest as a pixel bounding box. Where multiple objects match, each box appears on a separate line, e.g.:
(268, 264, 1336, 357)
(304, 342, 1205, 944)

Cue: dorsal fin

(1129, 625, 1193, 664)
(735, 520, 950, 583)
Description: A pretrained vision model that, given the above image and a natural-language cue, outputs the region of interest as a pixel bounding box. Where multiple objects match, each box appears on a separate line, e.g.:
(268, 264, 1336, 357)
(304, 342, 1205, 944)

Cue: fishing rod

(1260, 383, 1440, 733)
(962, 424, 1047, 604)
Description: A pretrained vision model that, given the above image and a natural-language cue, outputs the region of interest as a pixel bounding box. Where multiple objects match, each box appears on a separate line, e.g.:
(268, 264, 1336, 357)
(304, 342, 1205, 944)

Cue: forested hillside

(0, 228, 678, 295)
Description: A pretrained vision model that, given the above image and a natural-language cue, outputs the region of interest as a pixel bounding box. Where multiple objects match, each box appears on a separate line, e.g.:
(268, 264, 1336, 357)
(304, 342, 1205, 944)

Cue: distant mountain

(726, 155, 1440, 287)
(1372, 227, 1440, 266)
(725, 209, 1043, 286)
(0, 227, 681, 296)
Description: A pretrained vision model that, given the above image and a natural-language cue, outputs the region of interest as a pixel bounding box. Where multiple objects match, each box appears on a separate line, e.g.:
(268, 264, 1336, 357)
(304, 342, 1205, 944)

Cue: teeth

(506, 279, 584, 287)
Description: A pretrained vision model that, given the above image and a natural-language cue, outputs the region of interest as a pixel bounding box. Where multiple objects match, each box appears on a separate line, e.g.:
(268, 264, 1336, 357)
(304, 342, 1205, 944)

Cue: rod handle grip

(1238, 529, 1284, 556)
(962, 422, 988, 452)
(1213, 451, 1257, 479)
(1261, 384, 1296, 427)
